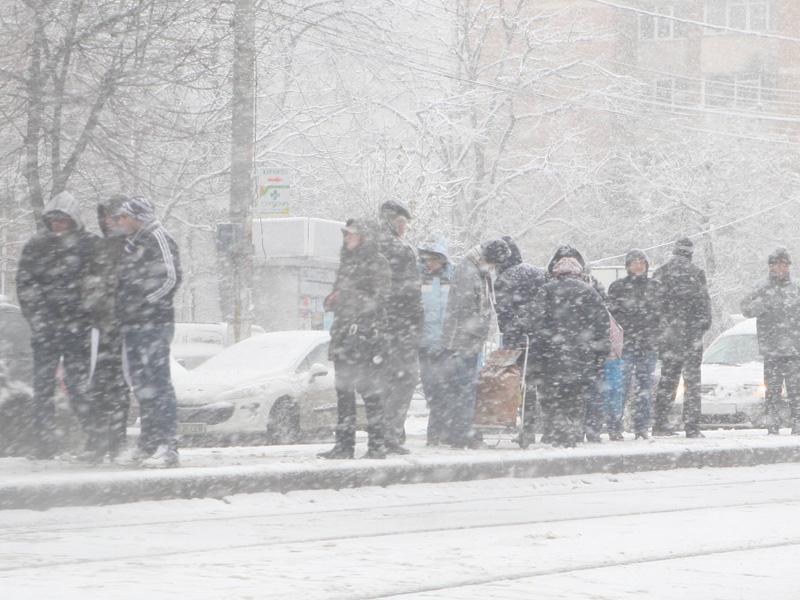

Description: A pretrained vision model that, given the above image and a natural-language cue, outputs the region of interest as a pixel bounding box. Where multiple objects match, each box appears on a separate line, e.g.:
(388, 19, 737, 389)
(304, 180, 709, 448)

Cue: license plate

(701, 403, 736, 415)
(179, 422, 208, 435)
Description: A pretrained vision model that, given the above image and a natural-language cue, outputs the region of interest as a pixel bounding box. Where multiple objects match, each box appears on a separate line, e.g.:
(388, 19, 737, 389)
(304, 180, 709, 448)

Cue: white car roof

(718, 318, 757, 337)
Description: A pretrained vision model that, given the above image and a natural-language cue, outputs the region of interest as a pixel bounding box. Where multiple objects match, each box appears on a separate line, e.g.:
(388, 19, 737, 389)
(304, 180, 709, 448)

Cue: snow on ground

(1, 464, 800, 599)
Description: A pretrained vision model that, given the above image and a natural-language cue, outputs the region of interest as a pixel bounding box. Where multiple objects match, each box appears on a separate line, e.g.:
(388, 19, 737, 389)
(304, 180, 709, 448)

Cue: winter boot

(361, 446, 387, 459)
(685, 429, 705, 439)
(634, 431, 650, 440)
(608, 431, 624, 442)
(317, 444, 354, 459)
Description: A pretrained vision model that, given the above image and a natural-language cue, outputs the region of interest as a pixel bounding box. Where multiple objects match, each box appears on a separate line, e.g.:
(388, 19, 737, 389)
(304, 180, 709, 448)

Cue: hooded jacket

(418, 241, 453, 351)
(494, 237, 545, 348)
(607, 250, 662, 353)
(328, 221, 392, 364)
(115, 211, 182, 327)
(441, 246, 493, 355)
(16, 192, 98, 335)
(741, 272, 800, 357)
(524, 258, 610, 375)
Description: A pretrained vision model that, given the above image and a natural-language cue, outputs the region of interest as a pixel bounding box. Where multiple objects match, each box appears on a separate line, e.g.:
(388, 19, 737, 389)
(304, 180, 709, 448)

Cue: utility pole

(230, 0, 256, 342)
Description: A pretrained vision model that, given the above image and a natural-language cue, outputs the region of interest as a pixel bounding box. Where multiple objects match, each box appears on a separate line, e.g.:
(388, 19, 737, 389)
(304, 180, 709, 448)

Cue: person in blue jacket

(417, 241, 453, 445)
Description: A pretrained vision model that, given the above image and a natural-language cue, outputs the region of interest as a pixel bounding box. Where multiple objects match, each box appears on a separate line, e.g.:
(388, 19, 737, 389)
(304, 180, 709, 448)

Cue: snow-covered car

(175, 330, 358, 444)
(172, 322, 267, 369)
(674, 318, 789, 428)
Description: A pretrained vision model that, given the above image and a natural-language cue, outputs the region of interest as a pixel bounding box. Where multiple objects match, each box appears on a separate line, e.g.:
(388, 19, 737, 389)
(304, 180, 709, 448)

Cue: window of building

(639, 5, 687, 40)
(704, 75, 765, 108)
(704, 0, 771, 32)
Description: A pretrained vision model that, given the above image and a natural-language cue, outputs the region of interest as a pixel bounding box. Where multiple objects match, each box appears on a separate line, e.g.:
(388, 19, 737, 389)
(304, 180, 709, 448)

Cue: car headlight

(744, 383, 766, 399)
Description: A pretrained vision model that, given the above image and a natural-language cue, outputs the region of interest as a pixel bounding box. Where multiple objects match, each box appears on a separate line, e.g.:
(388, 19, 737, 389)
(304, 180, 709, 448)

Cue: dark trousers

(88, 329, 130, 457)
(333, 358, 385, 451)
(541, 364, 596, 447)
(441, 350, 479, 446)
(654, 339, 703, 433)
(764, 355, 800, 430)
(623, 349, 658, 433)
(419, 348, 449, 444)
(383, 346, 419, 447)
(123, 323, 178, 453)
(31, 329, 92, 456)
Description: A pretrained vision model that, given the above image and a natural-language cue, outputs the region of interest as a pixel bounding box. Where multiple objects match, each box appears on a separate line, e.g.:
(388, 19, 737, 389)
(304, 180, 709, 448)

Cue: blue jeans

(441, 350, 480, 446)
(609, 349, 657, 434)
(602, 358, 626, 434)
(123, 323, 178, 453)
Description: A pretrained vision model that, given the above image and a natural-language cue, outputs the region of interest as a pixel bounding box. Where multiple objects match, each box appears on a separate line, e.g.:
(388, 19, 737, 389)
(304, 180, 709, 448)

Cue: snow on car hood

(175, 369, 289, 406)
(702, 362, 763, 387)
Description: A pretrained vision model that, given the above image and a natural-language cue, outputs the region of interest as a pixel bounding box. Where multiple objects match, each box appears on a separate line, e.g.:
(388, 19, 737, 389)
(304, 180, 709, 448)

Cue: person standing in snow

(110, 197, 182, 468)
(417, 241, 453, 446)
(378, 200, 424, 455)
(318, 219, 392, 459)
(606, 249, 661, 440)
(544, 244, 608, 443)
(494, 235, 545, 445)
(440, 239, 510, 449)
(78, 195, 131, 462)
(525, 256, 610, 448)
(652, 237, 712, 438)
(741, 248, 800, 435)
(16, 191, 98, 459)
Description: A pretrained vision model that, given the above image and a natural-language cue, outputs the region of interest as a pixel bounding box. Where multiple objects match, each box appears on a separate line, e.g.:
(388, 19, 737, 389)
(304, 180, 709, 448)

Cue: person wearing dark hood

(110, 197, 182, 467)
(495, 235, 546, 444)
(318, 219, 392, 459)
(525, 256, 610, 447)
(440, 239, 510, 449)
(545, 244, 608, 443)
(652, 237, 712, 438)
(76, 195, 131, 462)
(16, 191, 98, 458)
(741, 248, 800, 435)
(607, 249, 661, 440)
(378, 200, 424, 454)
(417, 240, 453, 445)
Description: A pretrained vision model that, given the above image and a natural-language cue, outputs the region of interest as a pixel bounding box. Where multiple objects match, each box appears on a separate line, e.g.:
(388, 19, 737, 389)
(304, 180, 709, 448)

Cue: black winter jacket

(328, 232, 392, 365)
(495, 240, 546, 348)
(741, 275, 800, 357)
(379, 225, 424, 351)
(652, 255, 712, 347)
(17, 229, 96, 336)
(115, 221, 181, 327)
(607, 274, 661, 353)
(524, 274, 610, 376)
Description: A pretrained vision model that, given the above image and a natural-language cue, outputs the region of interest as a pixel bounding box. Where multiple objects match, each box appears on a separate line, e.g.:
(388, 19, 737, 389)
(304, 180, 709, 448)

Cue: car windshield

(703, 334, 761, 366)
(196, 335, 304, 374)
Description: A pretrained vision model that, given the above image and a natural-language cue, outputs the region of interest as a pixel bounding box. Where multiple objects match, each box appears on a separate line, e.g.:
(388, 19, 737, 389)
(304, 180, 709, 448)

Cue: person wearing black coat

(319, 219, 392, 459)
(652, 237, 712, 437)
(378, 200, 424, 454)
(16, 191, 98, 458)
(741, 248, 800, 435)
(495, 236, 545, 444)
(525, 256, 610, 447)
(78, 195, 131, 462)
(607, 249, 661, 439)
(111, 196, 182, 468)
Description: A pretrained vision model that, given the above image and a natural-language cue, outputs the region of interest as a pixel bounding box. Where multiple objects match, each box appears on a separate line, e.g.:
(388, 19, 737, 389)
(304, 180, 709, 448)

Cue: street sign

(255, 166, 291, 216)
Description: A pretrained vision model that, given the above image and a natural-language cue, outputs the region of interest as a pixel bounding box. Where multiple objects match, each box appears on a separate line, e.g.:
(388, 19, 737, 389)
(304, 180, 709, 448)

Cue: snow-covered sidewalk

(2, 428, 800, 510)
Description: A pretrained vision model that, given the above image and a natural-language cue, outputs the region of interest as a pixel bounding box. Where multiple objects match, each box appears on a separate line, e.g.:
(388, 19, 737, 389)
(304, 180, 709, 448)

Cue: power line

(585, 0, 800, 43)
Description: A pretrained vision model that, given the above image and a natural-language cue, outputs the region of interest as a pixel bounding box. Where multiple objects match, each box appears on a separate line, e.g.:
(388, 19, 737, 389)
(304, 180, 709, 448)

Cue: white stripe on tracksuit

(146, 227, 178, 303)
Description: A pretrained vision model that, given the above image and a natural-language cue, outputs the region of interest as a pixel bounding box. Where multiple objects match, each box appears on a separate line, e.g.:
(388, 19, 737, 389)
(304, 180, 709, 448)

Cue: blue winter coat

(419, 251, 453, 351)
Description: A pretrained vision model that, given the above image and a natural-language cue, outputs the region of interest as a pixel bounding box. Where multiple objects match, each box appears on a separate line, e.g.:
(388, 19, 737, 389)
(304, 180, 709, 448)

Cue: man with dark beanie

(607, 249, 661, 439)
(741, 248, 800, 435)
(652, 236, 712, 437)
(110, 196, 182, 467)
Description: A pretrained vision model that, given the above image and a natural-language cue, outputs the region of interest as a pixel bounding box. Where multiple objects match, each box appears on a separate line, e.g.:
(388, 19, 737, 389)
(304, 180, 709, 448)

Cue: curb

(3, 442, 800, 510)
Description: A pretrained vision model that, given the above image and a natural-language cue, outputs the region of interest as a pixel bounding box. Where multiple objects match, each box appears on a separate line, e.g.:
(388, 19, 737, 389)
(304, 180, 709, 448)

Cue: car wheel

(265, 397, 301, 445)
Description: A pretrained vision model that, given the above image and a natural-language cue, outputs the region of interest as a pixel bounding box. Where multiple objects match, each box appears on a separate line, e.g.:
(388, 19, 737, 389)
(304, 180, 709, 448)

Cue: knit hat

(380, 200, 412, 220)
(768, 247, 791, 265)
(114, 195, 156, 223)
(625, 248, 649, 268)
(673, 236, 694, 257)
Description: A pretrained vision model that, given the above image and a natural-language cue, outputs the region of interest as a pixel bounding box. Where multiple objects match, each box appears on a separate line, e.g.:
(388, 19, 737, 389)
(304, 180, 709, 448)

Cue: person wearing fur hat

(741, 248, 800, 435)
(651, 236, 712, 438)
(607, 249, 662, 440)
(110, 196, 182, 468)
(16, 191, 98, 459)
(440, 239, 510, 448)
(523, 256, 610, 448)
